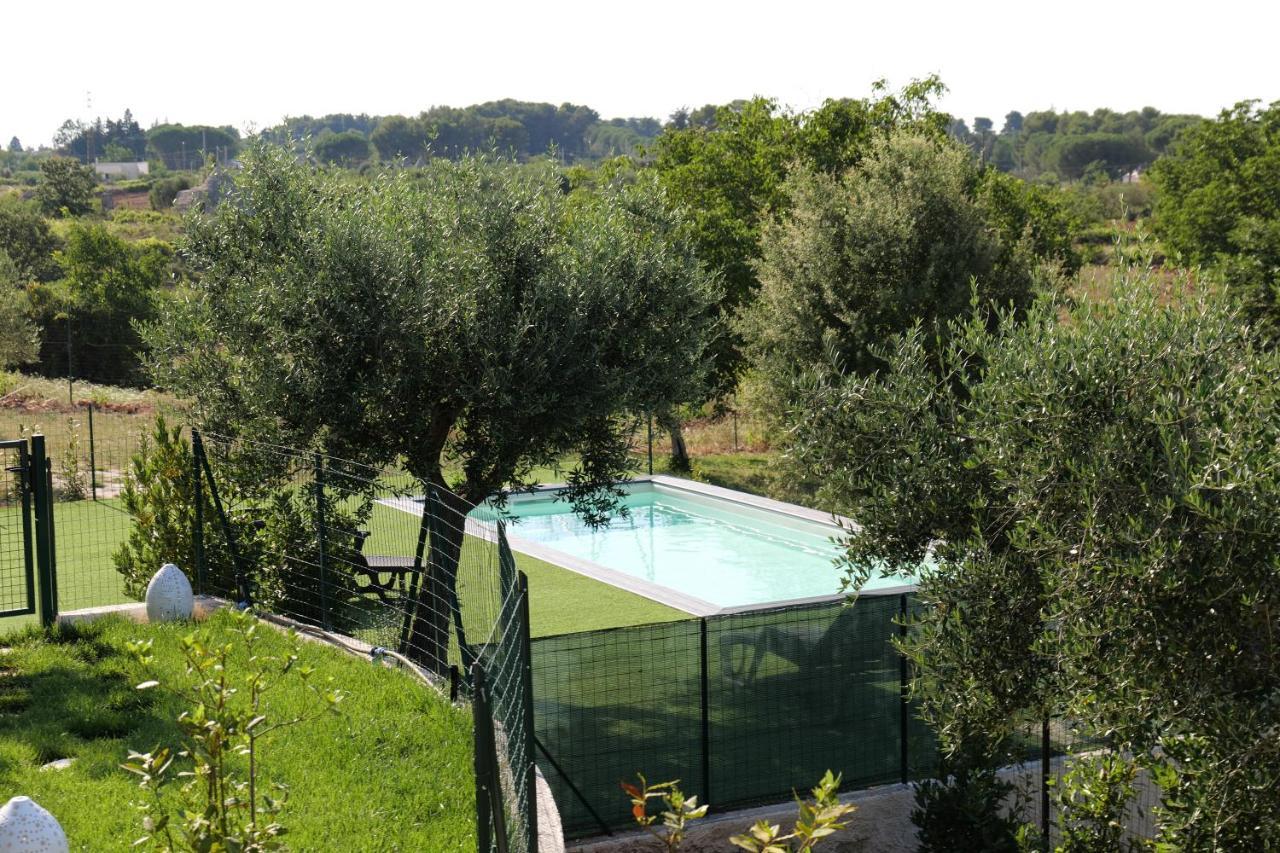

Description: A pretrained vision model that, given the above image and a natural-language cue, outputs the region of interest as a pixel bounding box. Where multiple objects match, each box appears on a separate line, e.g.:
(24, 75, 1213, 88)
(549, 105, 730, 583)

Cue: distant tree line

(257, 102, 661, 166)
(949, 107, 1203, 181)
(54, 112, 241, 169)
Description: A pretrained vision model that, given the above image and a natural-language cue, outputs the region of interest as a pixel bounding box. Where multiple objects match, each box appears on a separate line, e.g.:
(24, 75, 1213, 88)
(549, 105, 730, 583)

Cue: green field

(0, 611, 475, 851)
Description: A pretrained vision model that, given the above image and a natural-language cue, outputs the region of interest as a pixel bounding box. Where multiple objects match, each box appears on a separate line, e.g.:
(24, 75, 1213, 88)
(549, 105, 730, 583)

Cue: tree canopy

(147, 144, 719, 511)
(788, 271, 1280, 848)
(35, 157, 97, 217)
(1152, 99, 1280, 335)
(648, 78, 952, 396)
(741, 130, 1069, 424)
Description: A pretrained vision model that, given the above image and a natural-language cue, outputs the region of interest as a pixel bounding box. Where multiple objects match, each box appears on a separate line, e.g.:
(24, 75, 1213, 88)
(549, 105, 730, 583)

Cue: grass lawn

(0, 494, 684, 641)
(0, 611, 475, 851)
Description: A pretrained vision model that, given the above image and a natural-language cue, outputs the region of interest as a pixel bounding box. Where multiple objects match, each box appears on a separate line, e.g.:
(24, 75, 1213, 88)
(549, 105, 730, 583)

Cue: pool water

(480, 484, 910, 608)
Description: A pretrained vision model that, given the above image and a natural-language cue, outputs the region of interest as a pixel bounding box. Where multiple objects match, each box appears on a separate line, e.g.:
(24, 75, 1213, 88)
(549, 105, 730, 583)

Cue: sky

(5, 0, 1277, 148)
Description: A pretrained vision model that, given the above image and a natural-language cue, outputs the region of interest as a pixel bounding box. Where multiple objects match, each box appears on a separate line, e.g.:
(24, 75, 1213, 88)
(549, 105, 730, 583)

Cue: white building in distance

(93, 160, 150, 180)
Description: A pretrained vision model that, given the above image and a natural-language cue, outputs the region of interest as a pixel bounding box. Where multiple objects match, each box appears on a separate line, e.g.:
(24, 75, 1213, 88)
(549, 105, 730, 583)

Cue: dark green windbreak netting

(532, 593, 936, 838)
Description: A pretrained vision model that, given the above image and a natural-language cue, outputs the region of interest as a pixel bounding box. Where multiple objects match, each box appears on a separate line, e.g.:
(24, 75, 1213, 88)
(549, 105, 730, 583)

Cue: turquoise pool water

(483, 484, 910, 608)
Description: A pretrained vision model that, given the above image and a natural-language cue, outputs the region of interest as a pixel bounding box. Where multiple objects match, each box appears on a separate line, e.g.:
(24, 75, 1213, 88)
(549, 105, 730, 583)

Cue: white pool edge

(379, 476, 913, 618)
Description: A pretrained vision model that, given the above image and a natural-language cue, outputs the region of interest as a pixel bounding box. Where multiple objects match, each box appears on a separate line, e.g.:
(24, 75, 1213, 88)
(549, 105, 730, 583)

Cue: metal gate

(0, 436, 57, 626)
(0, 439, 35, 619)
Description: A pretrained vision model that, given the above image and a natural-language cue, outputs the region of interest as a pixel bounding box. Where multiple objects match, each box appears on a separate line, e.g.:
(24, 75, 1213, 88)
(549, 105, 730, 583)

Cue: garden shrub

(1054, 752, 1142, 853)
(113, 416, 235, 599)
(911, 750, 1024, 853)
(116, 416, 374, 629)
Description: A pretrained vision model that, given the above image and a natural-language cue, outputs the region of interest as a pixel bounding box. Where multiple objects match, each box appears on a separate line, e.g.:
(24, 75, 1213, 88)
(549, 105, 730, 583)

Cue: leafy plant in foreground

(622, 769, 853, 852)
(123, 609, 345, 851)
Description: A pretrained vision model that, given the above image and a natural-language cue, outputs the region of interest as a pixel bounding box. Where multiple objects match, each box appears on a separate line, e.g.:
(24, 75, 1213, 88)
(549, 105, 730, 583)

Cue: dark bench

(333, 529, 419, 604)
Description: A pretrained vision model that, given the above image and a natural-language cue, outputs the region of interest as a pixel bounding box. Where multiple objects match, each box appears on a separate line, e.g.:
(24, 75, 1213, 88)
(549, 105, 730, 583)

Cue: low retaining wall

(567, 755, 1161, 852)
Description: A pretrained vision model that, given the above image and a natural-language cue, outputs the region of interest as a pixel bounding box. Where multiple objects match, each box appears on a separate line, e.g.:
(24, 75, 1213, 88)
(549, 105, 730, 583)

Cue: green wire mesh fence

(194, 431, 537, 853)
(531, 593, 937, 838)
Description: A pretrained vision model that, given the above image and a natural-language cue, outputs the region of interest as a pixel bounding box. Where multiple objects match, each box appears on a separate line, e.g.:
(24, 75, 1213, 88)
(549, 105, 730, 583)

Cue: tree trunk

(404, 486, 476, 677)
(658, 410, 691, 472)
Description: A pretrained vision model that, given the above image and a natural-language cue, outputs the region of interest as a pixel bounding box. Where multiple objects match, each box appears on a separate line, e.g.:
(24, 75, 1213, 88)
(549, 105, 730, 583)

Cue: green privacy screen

(531, 592, 937, 838)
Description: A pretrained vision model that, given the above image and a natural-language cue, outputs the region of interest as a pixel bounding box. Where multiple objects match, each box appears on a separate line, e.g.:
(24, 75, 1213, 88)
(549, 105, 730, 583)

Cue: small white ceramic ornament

(0, 796, 69, 853)
(145, 563, 194, 622)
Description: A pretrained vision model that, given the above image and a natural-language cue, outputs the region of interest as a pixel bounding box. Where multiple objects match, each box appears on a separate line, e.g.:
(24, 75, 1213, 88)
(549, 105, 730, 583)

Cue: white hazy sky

(5, 0, 1276, 148)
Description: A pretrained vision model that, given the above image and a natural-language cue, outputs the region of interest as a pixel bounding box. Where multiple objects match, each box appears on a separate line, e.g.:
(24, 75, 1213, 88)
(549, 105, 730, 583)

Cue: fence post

(87, 403, 96, 502)
(198, 441, 249, 605)
(192, 430, 205, 595)
(647, 413, 654, 476)
(899, 593, 909, 784)
(313, 451, 330, 630)
(472, 663, 510, 853)
(699, 617, 712, 806)
(1041, 716, 1051, 850)
(44, 456, 58, 617)
(473, 663, 493, 853)
(30, 435, 56, 627)
(517, 572, 539, 852)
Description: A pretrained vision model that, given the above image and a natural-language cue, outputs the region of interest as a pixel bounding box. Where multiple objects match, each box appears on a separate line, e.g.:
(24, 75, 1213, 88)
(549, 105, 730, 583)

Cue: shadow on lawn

(0, 623, 162, 770)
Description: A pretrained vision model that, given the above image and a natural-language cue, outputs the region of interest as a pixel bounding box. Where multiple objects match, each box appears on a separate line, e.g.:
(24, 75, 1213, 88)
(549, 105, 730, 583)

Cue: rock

(39, 759, 73, 772)
(0, 796, 69, 853)
(145, 563, 194, 622)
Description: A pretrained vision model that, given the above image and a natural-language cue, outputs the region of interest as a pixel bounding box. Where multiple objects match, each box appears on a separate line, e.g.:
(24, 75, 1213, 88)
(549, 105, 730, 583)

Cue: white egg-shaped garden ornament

(0, 796, 69, 853)
(145, 563, 194, 622)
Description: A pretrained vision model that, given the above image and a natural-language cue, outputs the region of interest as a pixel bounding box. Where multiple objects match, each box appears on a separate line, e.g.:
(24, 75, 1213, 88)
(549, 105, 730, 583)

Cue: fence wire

(532, 592, 936, 838)
(195, 431, 536, 853)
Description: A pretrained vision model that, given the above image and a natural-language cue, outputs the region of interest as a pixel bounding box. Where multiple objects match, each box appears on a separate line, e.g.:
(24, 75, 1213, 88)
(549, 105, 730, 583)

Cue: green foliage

(149, 175, 192, 210)
(114, 417, 233, 599)
(55, 110, 147, 162)
(621, 770, 853, 853)
(312, 130, 372, 166)
(146, 124, 240, 168)
(147, 144, 717, 512)
(32, 220, 166, 384)
(35, 157, 97, 217)
(622, 774, 709, 852)
(984, 106, 1200, 180)
(1054, 753, 1141, 853)
(57, 417, 87, 499)
(649, 78, 949, 395)
(0, 194, 59, 280)
(362, 100, 632, 163)
(911, 761, 1023, 853)
(1152, 99, 1280, 335)
(743, 130, 1061, 426)
(788, 266, 1280, 845)
(124, 608, 345, 851)
(729, 771, 856, 853)
(0, 250, 39, 369)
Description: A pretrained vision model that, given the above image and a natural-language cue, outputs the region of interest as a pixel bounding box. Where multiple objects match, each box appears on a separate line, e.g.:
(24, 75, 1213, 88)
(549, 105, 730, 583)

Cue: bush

(912, 763, 1024, 853)
(1054, 753, 1142, 853)
(113, 417, 234, 599)
(148, 175, 192, 210)
(35, 157, 97, 217)
(0, 194, 59, 280)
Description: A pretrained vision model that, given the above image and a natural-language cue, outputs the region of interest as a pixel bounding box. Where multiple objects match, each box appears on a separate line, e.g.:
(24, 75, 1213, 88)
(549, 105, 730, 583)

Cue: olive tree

(790, 269, 1280, 846)
(147, 144, 718, 669)
(742, 130, 1062, 430)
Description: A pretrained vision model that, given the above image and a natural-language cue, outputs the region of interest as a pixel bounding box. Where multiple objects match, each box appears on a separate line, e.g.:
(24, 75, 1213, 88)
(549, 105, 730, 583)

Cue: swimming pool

(469, 476, 916, 614)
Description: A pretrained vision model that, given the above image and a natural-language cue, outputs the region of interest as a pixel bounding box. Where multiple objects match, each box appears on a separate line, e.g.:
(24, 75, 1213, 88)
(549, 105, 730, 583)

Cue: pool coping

(379, 476, 913, 617)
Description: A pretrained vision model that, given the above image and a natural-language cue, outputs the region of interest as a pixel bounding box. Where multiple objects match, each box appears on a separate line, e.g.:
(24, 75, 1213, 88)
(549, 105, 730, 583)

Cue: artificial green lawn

(0, 495, 683, 639)
(0, 611, 475, 851)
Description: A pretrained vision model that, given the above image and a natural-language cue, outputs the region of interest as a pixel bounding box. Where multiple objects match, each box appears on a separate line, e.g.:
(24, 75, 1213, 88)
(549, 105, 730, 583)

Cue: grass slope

(0, 612, 475, 851)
